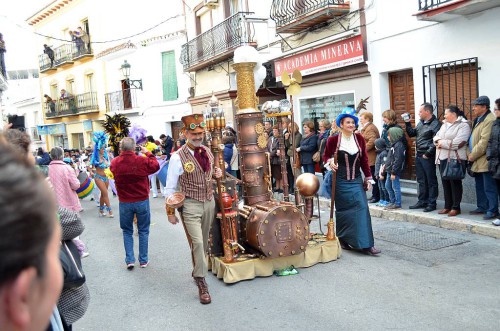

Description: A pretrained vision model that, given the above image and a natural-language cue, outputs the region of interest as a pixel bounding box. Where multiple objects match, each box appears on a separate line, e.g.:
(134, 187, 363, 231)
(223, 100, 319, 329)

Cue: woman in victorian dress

(323, 108, 381, 255)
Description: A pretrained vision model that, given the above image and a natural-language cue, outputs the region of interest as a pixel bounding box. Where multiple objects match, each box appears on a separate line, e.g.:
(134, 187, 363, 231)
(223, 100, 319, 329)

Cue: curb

(315, 198, 500, 240)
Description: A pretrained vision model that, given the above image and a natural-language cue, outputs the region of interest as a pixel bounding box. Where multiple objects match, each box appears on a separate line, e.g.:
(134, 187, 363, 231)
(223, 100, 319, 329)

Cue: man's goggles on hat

(189, 121, 206, 130)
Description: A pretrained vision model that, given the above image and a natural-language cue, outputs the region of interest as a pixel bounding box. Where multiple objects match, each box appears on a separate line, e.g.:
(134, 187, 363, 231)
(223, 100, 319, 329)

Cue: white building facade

(366, 0, 500, 196)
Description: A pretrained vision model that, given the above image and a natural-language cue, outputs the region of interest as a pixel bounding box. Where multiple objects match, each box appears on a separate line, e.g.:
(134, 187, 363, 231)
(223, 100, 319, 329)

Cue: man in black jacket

(159, 134, 173, 160)
(405, 103, 442, 212)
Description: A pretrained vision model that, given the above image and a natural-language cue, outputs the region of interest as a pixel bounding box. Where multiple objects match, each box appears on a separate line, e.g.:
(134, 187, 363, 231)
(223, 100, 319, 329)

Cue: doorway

(121, 80, 132, 110)
(171, 121, 184, 142)
(389, 69, 415, 180)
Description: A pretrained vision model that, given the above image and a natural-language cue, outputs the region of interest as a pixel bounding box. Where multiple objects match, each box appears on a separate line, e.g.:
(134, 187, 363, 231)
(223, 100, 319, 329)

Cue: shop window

(298, 92, 355, 132)
(72, 133, 84, 150)
(54, 134, 68, 149)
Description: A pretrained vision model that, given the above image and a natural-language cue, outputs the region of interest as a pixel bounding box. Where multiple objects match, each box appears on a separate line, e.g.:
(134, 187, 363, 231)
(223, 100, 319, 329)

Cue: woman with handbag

(433, 105, 470, 217)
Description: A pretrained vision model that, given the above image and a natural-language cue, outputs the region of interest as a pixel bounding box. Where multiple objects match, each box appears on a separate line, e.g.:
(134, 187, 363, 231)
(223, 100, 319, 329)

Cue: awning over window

(37, 123, 66, 135)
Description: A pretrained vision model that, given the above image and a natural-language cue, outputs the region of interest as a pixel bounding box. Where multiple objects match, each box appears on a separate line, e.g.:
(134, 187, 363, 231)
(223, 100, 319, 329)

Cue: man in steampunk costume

(164, 114, 222, 304)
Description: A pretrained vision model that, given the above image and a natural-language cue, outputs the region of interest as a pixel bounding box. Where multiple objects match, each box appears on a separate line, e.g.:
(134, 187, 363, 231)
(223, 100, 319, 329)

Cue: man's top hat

(181, 114, 206, 133)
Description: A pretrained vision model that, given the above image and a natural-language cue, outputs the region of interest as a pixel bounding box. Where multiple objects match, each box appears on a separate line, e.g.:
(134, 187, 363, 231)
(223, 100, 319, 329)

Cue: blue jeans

(377, 176, 389, 202)
(474, 172, 499, 214)
(119, 199, 151, 264)
(385, 173, 401, 207)
(303, 164, 315, 174)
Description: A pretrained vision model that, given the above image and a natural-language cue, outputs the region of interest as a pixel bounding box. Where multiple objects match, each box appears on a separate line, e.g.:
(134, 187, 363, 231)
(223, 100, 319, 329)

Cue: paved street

(77, 195, 500, 331)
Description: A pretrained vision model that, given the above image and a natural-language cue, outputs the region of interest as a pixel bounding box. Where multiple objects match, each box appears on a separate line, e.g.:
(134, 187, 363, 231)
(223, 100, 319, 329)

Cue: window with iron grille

(422, 57, 479, 121)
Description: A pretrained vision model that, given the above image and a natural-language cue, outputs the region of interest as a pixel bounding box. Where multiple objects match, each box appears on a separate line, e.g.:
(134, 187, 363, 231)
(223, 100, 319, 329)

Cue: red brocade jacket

(323, 133, 372, 180)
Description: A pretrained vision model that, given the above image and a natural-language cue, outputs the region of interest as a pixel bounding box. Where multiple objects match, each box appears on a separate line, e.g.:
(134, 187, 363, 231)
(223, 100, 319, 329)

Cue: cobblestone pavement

(76, 195, 500, 331)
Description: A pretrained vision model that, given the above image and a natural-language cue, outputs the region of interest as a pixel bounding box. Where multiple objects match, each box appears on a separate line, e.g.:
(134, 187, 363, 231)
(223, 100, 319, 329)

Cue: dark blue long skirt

(335, 176, 374, 249)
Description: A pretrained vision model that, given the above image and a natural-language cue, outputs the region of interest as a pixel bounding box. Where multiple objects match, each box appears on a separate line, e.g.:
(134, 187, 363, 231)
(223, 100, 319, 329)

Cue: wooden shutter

(162, 51, 178, 101)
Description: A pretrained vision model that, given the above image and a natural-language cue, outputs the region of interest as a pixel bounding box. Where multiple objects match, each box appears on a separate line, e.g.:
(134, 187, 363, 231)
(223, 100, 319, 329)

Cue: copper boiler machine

(233, 62, 318, 258)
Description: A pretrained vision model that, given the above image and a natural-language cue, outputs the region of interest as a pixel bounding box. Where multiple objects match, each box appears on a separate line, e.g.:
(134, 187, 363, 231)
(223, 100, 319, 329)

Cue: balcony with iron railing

(39, 42, 93, 73)
(45, 92, 98, 118)
(416, 0, 500, 22)
(104, 88, 140, 113)
(270, 0, 350, 34)
(180, 12, 256, 72)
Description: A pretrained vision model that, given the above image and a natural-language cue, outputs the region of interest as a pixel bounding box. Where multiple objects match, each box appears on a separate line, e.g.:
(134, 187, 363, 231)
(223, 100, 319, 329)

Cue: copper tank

(233, 61, 313, 258)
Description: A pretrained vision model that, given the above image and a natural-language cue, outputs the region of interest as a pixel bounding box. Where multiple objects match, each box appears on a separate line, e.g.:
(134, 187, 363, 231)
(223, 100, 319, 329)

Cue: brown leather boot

(194, 277, 211, 304)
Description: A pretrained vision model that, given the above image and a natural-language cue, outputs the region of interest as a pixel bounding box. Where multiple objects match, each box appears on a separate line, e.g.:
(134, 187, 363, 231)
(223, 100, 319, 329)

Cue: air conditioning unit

(204, 0, 219, 8)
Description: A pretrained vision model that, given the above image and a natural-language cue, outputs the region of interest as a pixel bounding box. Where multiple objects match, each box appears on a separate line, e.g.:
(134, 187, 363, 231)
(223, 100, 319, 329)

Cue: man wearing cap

(164, 114, 222, 304)
(404, 102, 441, 212)
(468, 96, 499, 219)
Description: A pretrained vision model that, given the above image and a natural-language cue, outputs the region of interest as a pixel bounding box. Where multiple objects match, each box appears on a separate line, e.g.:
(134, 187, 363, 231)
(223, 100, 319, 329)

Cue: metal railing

(418, 0, 455, 11)
(180, 12, 255, 70)
(45, 92, 98, 118)
(270, 0, 347, 27)
(422, 57, 479, 121)
(38, 40, 93, 72)
(104, 88, 139, 112)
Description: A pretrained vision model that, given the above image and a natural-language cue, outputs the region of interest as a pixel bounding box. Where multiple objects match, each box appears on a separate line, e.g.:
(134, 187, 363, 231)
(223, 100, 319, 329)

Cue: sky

(0, 1, 48, 70)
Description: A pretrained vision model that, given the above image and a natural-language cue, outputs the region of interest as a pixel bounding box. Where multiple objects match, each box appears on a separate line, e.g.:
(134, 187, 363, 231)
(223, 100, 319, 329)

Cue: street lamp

(120, 60, 143, 90)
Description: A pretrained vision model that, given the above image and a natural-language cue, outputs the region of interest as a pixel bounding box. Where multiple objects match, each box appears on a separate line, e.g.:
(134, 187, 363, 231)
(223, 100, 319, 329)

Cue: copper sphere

(296, 173, 320, 197)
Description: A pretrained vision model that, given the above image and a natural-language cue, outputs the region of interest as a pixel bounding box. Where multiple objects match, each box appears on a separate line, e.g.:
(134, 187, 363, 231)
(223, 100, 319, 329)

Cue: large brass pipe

(233, 62, 258, 111)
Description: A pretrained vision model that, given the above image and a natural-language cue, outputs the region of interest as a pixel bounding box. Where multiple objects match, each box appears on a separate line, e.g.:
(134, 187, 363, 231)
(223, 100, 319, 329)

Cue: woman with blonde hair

(381, 109, 407, 151)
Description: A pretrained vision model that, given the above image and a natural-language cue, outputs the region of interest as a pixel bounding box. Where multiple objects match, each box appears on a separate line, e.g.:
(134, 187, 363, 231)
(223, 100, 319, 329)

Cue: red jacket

(110, 151, 160, 203)
(323, 133, 372, 179)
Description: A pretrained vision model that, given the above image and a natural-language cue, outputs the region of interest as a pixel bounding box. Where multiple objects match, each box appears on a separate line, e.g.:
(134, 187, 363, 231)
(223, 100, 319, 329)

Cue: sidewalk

(315, 194, 500, 239)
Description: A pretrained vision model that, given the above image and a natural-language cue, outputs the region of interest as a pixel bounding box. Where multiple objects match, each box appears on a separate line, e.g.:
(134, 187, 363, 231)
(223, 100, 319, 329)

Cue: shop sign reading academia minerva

(274, 35, 364, 81)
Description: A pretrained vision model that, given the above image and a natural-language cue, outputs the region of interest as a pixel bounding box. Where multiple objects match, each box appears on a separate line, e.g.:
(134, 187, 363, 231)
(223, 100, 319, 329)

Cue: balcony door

(121, 80, 132, 110)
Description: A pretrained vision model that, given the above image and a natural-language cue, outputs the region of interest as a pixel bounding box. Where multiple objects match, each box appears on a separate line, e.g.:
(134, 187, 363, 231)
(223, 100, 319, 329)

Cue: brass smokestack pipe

(232, 62, 258, 111)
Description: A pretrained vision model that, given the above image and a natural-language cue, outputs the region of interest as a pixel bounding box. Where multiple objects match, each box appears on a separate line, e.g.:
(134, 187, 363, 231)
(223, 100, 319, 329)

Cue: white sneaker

(492, 219, 500, 226)
(81, 252, 90, 258)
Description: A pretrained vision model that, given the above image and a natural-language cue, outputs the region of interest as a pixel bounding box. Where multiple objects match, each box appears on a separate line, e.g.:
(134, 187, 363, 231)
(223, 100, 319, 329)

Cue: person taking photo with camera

(404, 103, 441, 212)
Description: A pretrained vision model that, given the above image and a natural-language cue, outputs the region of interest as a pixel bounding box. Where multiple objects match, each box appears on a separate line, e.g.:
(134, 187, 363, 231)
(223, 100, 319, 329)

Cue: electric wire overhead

(32, 14, 182, 45)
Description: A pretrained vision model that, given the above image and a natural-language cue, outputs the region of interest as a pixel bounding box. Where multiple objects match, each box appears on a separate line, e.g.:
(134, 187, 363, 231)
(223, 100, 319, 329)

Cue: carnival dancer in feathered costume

(103, 114, 131, 157)
(91, 131, 114, 218)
